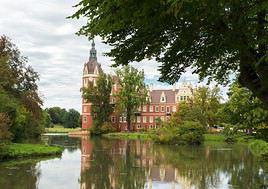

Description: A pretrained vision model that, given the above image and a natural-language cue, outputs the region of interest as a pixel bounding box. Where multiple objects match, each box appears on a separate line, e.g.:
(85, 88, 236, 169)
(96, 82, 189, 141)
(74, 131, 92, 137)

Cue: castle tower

(81, 40, 102, 129)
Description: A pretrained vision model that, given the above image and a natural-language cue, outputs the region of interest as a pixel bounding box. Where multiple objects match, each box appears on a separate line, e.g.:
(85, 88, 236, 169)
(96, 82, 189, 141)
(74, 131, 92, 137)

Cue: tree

(47, 107, 67, 125)
(0, 113, 12, 143)
(220, 83, 268, 133)
(62, 109, 81, 128)
(71, 0, 268, 107)
(0, 36, 44, 141)
(82, 73, 113, 133)
(115, 66, 148, 131)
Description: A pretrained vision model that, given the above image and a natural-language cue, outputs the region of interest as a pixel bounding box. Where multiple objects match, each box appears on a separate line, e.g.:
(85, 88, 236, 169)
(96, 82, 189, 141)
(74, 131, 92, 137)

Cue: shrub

(222, 125, 236, 143)
(153, 121, 204, 145)
(256, 123, 268, 142)
(90, 122, 116, 135)
(100, 122, 116, 134)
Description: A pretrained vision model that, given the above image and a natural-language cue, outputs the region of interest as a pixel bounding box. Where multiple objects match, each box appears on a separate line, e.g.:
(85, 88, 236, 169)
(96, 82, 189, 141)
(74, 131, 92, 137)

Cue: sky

(0, 0, 228, 112)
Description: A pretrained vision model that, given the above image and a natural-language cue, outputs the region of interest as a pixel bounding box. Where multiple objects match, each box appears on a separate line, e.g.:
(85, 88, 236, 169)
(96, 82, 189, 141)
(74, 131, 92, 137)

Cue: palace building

(81, 42, 193, 131)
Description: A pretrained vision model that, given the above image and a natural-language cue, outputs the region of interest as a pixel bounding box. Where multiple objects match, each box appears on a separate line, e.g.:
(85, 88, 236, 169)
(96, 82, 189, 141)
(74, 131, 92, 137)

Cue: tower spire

(89, 39, 97, 61)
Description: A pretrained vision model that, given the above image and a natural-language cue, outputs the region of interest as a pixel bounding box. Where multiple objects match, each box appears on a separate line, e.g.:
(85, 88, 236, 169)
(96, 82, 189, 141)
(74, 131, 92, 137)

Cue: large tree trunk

(126, 107, 131, 132)
(239, 54, 268, 109)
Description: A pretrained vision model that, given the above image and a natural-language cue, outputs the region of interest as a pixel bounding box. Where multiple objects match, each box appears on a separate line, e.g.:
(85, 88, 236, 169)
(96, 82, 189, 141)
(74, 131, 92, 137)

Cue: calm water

(0, 135, 267, 189)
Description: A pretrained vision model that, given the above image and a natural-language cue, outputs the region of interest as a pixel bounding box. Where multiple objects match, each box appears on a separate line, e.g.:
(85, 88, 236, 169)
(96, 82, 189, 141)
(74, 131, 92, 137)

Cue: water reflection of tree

(80, 138, 267, 189)
(80, 138, 146, 189)
(153, 143, 267, 189)
(0, 162, 41, 189)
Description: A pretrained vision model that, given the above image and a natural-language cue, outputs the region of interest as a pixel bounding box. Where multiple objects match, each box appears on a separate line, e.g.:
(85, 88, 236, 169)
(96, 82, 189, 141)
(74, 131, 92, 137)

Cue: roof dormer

(160, 92, 166, 103)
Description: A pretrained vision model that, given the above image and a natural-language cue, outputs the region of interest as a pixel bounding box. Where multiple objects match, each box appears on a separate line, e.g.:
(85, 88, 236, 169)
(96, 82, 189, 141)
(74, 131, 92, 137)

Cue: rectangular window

(161, 106, 165, 112)
(155, 106, 159, 112)
(83, 106, 87, 113)
(111, 116, 116, 123)
(123, 117, 127, 123)
(137, 116, 141, 123)
(149, 116, 154, 123)
(143, 116, 147, 123)
(149, 105, 153, 112)
(137, 124, 141, 129)
(119, 117, 123, 123)
(184, 96, 186, 101)
(143, 105, 147, 112)
(83, 116, 87, 123)
(180, 96, 184, 101)
(166, 106, 170, 113)
(172, 106, 176, 112)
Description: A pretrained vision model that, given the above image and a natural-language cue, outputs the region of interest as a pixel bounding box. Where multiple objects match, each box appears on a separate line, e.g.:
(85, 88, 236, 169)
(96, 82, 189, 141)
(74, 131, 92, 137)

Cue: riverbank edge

(102, 132, 225, 141)
(45, 127, 81, 133)
(103, 132, 268, 157)
(0, 143, 64, 161)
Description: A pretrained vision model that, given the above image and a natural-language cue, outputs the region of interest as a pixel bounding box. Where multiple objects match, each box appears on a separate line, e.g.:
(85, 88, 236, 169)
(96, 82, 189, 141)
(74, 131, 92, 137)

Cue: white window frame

(149, 105, 153, 112)
(166, 106, 170, 113)
(172, 106, 176, 112)
(143, 116, 147, 123)
(143, 105, 147, 112)
(161, 106, 165, 112)
(137, 116, 141, 123)
(155, 106, 159, 112)
(149, 116, 154, 123)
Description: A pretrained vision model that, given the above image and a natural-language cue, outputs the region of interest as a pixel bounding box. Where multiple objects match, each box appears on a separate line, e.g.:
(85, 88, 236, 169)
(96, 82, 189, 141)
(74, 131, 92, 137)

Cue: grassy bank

(102, 132, 151, 140)
(45, 125, 81, 133)
(0, 143, 63, 161)
(249, 140, 268, 158)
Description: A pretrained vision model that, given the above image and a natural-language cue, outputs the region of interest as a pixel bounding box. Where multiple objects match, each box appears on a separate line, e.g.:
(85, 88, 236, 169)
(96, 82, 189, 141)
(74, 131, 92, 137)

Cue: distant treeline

(44, 107, 81, 128)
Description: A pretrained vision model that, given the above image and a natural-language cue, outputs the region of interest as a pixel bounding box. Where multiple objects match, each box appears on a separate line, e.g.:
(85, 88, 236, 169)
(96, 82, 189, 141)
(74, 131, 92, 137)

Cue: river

(0, 134, 267, 189)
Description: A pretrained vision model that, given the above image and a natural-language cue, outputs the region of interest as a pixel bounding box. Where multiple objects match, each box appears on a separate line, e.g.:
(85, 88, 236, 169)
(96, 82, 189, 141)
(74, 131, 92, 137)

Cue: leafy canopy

(82, 72, 113, 132)
(71, 0, 268, 107)
(115, 65, 148, 131)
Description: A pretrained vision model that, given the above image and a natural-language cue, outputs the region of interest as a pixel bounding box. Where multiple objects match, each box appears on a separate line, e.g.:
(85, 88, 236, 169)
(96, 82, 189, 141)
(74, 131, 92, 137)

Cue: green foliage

(83, 73, 113, 133)
(0, 113, 13, 143)
(0, 36, 44, 142)
(170, 86, 221, 128)
(249, 140, 268, 158)
(222, 126, 236, 143)
(256, 123, 268, 142)
(70, 0, 268, 107)
(63, 109, 80, 128)
(41, 110, 52, 128)
(46, 107, 81, 128)
(100, 122, 116, 134)
(0, 143, 63, 160)
(115, 65, 148, 131)
(47, 107, 67, 125)
(153, 121, 204, 145)
(220, 83, 268, 133)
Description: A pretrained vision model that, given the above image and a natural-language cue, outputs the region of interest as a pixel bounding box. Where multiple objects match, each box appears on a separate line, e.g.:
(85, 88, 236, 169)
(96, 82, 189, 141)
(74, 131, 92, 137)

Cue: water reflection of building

(80, 136, 93, 189)
(80, 137, 193, 189)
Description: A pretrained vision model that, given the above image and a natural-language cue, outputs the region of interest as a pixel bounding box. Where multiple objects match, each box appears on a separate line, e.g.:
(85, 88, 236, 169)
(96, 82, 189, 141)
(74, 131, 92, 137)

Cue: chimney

(172, 83, 176, 91)
(149, 83, 153, 92)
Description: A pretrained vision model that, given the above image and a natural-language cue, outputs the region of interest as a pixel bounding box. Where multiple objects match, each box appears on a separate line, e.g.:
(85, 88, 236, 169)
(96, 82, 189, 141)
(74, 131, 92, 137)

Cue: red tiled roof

(150, 89, 179, 103)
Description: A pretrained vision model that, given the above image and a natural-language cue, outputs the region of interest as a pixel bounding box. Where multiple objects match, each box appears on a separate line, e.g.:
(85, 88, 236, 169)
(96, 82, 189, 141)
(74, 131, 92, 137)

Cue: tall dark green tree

(63, 109, 81, 128)
(115, 66, 148, 131)
(82, 72, 113, 133)
(71, 0, 268, 108)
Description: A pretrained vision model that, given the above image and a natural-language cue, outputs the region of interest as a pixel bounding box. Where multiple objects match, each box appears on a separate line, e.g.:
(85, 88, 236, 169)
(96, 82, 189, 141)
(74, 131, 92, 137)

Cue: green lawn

(45, 125, 81, 133)
(0, 143, 63, 160)
(204, 133, 225, 142)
